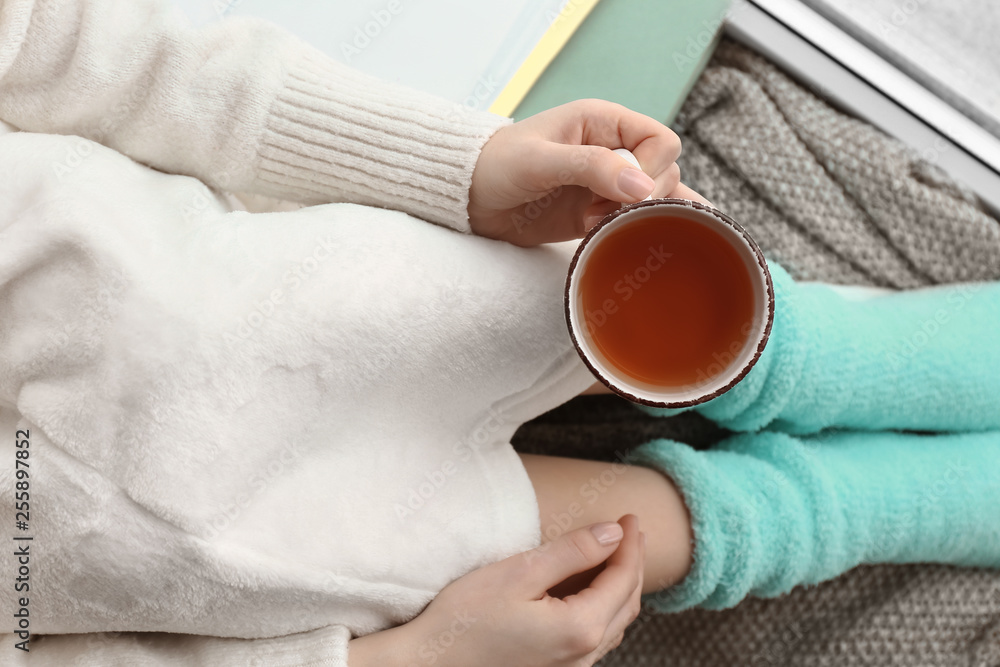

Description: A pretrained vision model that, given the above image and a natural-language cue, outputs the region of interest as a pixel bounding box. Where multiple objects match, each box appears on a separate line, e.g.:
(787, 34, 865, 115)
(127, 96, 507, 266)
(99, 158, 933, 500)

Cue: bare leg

(518, 452, 693, 595)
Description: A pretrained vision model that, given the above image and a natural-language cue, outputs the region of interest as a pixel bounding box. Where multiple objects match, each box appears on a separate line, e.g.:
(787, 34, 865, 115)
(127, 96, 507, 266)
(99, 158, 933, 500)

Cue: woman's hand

(469, 99, 693, 246)
(348, 514, 646, 667)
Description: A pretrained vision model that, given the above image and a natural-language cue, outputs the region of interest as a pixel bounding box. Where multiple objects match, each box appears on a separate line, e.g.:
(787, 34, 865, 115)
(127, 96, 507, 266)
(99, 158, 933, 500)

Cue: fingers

(577, 160, 680, 232)
(603, 530, 646, 637)
(621, 120, 682, 188)
(542, 176, 712, 243)
(546, 100, 681, 203)
(582, 197, 622, 233)
(500, 94, 713, 244)
(514, 518, 627, 600)
(565, 99, 682, 179)
(576, 99, 682, 199)
(533, 99, 682, 205)
(503, 100, 688, 244)
(546, 143, 656, 204)
(568, 514, 643, 628)
(587, 530, 646, 663)
(652, 163, 682, 200)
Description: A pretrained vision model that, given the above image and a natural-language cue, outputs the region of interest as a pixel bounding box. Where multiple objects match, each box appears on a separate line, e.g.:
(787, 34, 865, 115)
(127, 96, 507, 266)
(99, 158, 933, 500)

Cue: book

(171, 0, 600, 116)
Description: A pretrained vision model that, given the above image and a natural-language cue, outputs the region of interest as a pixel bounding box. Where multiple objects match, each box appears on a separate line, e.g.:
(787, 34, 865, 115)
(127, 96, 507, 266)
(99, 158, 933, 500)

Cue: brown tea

(579, 215, 756, 387)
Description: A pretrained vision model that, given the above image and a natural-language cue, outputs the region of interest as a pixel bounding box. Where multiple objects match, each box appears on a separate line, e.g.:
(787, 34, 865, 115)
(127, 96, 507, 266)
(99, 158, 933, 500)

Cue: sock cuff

(628, 439, 729, 612)
(697, 261, 809, 431)
(630, 433, 844, 612)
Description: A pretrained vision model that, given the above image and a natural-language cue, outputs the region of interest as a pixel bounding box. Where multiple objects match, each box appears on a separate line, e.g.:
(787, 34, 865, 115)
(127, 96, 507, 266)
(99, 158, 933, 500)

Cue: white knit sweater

(0, 0, 594, 664)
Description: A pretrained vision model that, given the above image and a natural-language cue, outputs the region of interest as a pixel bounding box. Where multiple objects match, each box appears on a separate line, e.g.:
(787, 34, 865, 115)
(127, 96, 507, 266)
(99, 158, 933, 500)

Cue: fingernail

(591, 522, 624, 546)
(618, 168, 655, 200)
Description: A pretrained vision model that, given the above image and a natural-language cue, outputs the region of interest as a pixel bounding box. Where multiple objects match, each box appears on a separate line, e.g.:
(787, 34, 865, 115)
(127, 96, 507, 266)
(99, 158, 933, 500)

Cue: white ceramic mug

(564, 149, 775, 408)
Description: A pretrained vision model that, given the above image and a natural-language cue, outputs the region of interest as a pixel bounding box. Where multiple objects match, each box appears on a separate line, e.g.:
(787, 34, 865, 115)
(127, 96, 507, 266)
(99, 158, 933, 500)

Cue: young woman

(1, 0, 997, 665)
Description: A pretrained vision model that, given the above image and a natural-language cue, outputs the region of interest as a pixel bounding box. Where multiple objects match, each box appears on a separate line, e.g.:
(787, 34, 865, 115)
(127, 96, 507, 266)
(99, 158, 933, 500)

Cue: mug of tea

(565, 149, 774, 408)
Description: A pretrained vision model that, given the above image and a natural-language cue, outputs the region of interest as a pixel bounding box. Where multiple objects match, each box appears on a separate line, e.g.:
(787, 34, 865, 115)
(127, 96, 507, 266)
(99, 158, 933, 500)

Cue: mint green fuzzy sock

(627, 429, 1000, 612)
(641, 262, 1000, 433)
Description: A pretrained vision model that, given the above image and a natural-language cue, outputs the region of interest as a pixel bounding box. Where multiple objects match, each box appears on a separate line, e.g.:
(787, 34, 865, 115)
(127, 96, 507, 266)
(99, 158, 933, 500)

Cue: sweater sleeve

(6, 626, 352, 666)
(0, 0, 510, 232)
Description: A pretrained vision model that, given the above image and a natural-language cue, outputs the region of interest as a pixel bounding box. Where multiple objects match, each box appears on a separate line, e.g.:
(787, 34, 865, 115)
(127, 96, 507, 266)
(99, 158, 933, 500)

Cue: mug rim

(563, 198, 775, 408)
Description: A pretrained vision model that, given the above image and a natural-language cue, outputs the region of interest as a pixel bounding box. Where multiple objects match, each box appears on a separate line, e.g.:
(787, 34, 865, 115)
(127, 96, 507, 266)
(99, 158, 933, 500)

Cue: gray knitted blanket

(513, 38, 1000, 666)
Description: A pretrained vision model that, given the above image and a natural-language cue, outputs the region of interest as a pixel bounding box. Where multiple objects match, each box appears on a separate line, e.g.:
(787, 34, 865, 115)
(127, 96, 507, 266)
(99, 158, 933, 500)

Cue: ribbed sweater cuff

(253, 44, 512, 233)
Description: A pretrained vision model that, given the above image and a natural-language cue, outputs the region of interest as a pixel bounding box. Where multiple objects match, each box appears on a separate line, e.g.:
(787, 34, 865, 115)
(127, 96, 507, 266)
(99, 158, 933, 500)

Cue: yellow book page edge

(489, 0, 603, 117)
